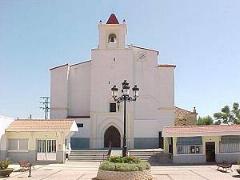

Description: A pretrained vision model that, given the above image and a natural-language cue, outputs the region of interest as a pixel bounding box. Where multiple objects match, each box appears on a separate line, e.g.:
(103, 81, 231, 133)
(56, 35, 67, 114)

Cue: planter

(0, 168, 14, 177)
(236, 169, 240, 174)
(96, 169, 152, 180)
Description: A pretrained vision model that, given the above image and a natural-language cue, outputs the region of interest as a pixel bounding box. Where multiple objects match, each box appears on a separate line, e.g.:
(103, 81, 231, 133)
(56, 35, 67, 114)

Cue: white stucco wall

(50, 65, 69, 119)
(158, 67, 175, 108)
(68, 62, 91, 117)
(71, 118, 90, 138)
(90, 48, 134, 113)
(98, 23, 127, 49)
(0, 115, 14, 159)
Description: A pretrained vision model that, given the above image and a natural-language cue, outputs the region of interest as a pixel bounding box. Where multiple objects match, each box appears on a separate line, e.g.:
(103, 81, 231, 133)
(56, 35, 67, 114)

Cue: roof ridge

(129, 44, 159, 54)
(70, 60, 91, 67)
(175, 106, 194, 114)
(158, 64, 176, 68)
(50, 64, 68, 71)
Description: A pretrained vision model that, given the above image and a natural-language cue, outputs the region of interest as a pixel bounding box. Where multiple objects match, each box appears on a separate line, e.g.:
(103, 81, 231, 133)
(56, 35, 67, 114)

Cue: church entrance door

(104, 126, 121, 148)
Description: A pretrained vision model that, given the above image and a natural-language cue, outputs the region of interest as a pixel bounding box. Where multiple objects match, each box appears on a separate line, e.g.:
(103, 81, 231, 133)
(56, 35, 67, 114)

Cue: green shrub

(108, 156, 141, 164)
(0, 160, 10, 169)
(99, 156, 150, 172)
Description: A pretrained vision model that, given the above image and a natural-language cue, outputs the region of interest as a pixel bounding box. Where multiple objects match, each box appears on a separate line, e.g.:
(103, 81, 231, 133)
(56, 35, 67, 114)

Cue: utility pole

(40, 97, 50, 120)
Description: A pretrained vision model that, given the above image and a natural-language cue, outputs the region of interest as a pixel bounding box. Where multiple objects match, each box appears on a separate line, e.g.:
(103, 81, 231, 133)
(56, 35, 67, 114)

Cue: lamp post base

(122, 146, 128, 157)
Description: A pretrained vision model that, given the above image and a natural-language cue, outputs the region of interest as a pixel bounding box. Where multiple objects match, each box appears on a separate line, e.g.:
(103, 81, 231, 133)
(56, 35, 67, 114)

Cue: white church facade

(50, 14, 176, 150)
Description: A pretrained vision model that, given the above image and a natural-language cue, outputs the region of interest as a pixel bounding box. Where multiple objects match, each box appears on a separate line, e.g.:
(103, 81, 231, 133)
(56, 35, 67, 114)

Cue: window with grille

(176, 137, 203, 154)
(219, 135, 240, 153)
(37, 140, 56, 153)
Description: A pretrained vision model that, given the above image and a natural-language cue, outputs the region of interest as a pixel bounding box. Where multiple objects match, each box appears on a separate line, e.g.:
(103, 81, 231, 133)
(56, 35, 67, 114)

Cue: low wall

(216, 153, 240, 163)
(71, 137, 90, 149)
(56, 151, 65, 163)
(7, 151, 65, 163)
(0, 150, 7, 160)
(7, 151, 36, 163)
(97, 169, 152, 180)
(134, 138, 159, 149)
(173, 154, 206, 164)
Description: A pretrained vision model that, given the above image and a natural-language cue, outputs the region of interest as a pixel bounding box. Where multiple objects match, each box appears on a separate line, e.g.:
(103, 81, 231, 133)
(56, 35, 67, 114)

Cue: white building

(163, 125, 240, 163)
(50, 14, 176, 150)
(0, 115, 14, 159)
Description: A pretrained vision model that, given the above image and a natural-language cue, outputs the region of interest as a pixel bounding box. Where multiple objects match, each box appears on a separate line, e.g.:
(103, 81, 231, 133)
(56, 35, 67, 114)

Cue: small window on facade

(108, 34, 117, 43)
(8, 139, 28, 151)
(77, 123, 83, 128)
(110, 103, 117, 112)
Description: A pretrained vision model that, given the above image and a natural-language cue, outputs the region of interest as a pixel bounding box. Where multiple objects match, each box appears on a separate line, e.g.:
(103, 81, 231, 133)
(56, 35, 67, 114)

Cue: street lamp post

(111, 80, 139, 157)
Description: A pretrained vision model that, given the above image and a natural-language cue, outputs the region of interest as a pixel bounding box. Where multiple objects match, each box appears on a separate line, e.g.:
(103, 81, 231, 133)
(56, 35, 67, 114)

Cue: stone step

(69, 156, 104, 160)
(68, 159, 102, 162)
(68, 149, 172, 163)
(129, 150, 172, 164)
(69, 150, 108, 161)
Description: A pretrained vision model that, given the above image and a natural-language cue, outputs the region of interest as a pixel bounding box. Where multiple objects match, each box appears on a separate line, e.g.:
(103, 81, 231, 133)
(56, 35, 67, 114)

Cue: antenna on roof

(40, 97, 50, 120)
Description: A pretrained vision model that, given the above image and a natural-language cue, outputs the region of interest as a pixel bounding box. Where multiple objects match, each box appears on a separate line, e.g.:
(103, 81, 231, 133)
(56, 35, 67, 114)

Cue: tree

(197, 116, 213, 125)
(214, 102, 240, 124)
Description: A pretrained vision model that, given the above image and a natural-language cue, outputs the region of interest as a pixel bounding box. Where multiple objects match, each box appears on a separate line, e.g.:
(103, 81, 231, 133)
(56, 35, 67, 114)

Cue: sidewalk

(3, 161, 239, 180)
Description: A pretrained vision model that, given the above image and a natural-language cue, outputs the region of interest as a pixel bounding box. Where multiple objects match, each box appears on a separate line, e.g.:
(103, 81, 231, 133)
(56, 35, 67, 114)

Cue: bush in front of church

(99, 156, 151, 172)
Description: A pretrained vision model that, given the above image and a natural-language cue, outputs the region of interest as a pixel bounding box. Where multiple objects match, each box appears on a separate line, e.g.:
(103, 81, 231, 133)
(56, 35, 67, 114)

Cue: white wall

(98, 24, 127, 49)
(132, 47, 159, 120)
(71, 118, 90, 138)
(158, 67, 175, 108)
(0, 116, 14, 150)
(50, 65, 69, 119)
(90, 48, 134, 113)
(68, 62, 91, 117)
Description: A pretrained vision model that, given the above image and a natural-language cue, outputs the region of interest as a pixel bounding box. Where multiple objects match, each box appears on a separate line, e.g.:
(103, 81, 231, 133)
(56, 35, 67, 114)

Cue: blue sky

(0, 0, 240, 119)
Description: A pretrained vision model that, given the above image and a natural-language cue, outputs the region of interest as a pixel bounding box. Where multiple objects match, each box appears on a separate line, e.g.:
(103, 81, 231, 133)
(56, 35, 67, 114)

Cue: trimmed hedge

(99, 156, 151, 172)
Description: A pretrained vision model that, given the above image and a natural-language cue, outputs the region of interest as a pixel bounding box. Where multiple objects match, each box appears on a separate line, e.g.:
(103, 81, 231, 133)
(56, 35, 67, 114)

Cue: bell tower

(98, 14, 127, 49)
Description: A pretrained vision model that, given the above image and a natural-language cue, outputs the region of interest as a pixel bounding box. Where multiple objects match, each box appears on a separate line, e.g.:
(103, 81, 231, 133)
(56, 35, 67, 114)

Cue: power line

(40, 97, 50, 120)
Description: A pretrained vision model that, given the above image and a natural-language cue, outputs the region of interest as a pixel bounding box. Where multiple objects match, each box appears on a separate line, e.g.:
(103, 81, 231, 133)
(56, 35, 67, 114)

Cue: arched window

(108, 34, 117, 43)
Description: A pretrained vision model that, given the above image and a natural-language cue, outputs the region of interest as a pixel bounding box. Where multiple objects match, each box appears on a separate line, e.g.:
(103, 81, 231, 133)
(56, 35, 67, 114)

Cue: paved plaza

(3, 161, 240, 180)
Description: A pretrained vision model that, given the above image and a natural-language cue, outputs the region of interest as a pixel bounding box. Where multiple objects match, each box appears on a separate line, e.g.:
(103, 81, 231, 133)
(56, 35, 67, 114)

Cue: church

(50, 14, 176, 150)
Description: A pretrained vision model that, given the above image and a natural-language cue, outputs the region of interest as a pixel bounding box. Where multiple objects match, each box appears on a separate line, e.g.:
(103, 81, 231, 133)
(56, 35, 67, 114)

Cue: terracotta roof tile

(175, 107, 195, 119)
(163, 125, 240, 137)
(6, 119, 76, 132)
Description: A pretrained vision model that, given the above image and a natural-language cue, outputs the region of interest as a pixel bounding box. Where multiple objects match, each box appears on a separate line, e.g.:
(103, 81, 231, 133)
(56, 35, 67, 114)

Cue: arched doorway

(104, 126, 121, 148)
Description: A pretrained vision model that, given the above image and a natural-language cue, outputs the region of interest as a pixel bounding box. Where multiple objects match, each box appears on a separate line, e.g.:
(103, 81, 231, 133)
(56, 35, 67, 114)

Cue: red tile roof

(163, 125, 240, 137)
(175, 107, 195, 118)
(106, 14, 119, 24)
(6, 119, 77, 132)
